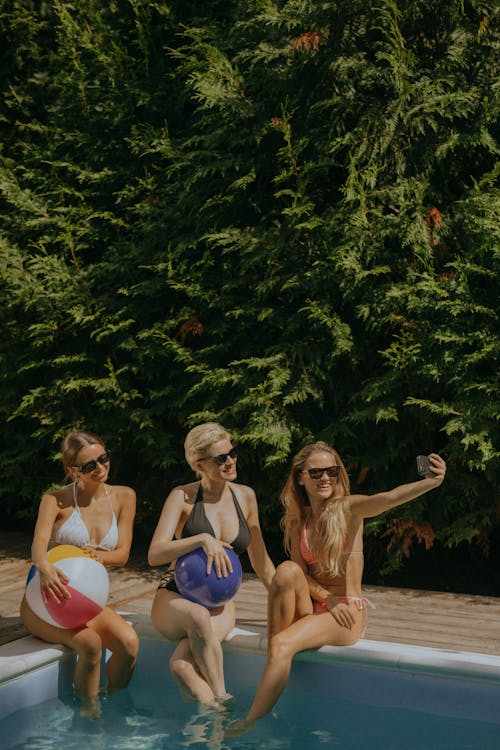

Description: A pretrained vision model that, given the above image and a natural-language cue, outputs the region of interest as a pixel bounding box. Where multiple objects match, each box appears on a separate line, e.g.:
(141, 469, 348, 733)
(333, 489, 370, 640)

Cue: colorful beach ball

(175, 548, 242, 610)
(25, 545, 109, 629)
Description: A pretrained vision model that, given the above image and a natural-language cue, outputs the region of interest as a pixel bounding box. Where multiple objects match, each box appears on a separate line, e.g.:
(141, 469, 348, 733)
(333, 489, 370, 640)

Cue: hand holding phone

(416, 455, 436, 477)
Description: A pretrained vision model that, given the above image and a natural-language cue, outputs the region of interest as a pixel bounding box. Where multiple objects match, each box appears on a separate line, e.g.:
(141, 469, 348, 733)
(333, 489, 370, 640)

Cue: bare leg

(248, 624, 363, 722)
(187, 612, 226, 697)
(227, 562, 364, 735)
(21, 596, 103, 716)
(170, 638, 216, 703)
(266, 560, 314, 638)
(151, 589, 235, 702)
(87, 606, 139, 693)
(226, 561, 312, 734)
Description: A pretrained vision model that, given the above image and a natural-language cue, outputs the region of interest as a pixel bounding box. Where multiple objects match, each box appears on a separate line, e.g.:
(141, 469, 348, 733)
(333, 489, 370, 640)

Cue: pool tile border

(2, 610, 500, 689)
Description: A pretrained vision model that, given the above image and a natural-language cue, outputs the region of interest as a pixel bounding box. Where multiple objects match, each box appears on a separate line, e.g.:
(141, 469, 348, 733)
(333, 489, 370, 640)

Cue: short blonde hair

(184, 422, 231, 471)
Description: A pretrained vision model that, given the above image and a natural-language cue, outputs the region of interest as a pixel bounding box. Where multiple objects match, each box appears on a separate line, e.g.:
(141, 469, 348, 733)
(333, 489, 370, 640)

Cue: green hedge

(0, 1, 498, 576)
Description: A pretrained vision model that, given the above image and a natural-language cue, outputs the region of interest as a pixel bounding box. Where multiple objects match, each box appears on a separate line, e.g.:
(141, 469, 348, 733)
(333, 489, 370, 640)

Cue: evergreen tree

(0, 0, 498, 582)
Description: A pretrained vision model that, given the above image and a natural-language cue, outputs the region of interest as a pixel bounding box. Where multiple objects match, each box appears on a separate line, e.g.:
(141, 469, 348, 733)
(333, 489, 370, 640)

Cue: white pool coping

(2, 610, 500, 688)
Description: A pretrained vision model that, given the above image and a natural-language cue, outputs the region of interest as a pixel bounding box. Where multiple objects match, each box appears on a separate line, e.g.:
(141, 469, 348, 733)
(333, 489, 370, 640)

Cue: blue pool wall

(2, 611, 500, 723)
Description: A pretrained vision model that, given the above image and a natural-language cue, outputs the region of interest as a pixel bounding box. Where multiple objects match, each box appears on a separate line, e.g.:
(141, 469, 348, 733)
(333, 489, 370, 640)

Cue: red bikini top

(300, 523, 315, 565)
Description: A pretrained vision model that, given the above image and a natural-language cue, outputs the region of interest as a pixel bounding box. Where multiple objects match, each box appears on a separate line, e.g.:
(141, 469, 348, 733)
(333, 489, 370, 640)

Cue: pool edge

(2, 610, 500, 689)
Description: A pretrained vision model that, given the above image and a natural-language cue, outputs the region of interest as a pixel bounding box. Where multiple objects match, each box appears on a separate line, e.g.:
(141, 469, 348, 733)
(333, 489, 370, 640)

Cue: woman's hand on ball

(201, 535, 234, 577)
(38, 562, 70, 603)
(80, 546, 104, 564)
(213, 546, 234, 579)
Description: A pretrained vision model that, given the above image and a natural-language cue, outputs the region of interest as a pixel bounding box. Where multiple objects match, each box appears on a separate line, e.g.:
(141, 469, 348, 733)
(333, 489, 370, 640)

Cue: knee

(119, 625, 139, 660)
(188, 608, 213, 642)
(272, 560, 304, 591)
(169, 653, 192, 682)
(268, 632, 294, 663)
(75, 630, 103, 664)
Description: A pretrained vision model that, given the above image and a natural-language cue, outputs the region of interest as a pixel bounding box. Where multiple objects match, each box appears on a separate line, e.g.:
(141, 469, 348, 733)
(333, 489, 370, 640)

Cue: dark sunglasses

(305, 465, 340, 480)
(72, 451, 111, 475)
(200, 447, 238, 466)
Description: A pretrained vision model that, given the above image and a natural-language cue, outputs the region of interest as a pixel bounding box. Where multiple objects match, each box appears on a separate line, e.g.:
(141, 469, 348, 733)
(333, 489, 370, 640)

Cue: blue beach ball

(175, 548, 242, 609)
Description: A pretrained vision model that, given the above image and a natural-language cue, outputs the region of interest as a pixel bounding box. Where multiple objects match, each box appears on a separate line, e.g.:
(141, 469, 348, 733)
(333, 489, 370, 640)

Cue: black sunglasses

(200, 447, 238, 466)
(305, 465, 340, 480)
(72, 451, 111, 475)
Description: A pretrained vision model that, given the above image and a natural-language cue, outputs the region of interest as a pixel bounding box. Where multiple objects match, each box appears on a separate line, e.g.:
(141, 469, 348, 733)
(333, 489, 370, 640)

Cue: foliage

(0, 0, 498, 576)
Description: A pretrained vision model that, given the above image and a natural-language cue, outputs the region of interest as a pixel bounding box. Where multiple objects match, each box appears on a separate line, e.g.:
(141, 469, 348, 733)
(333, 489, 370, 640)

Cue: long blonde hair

(281, 443, 351, 577)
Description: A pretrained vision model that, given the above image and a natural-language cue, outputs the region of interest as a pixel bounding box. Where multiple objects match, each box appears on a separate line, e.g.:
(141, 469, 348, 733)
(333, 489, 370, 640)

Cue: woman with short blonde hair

(149, 422, 275, 705)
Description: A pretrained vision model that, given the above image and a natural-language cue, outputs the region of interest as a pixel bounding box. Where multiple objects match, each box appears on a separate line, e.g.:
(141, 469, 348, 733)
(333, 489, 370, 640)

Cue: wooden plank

(1, 531, 500, 656)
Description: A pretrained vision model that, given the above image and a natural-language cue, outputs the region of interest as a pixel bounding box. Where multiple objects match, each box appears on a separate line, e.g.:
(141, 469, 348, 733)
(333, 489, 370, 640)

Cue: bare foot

(224, 717, 255, 738)
(197, 692, 236, 713)
(78, 695, 101, 719)
(215, 692, 235, 707)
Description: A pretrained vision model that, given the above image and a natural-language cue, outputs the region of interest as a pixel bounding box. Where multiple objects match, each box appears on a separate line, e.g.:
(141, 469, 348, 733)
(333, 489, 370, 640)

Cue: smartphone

(416, 455, 436, 477)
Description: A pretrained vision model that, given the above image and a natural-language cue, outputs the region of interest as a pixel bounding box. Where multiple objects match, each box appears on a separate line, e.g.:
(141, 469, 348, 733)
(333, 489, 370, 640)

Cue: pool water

(3, 640, 500, 750)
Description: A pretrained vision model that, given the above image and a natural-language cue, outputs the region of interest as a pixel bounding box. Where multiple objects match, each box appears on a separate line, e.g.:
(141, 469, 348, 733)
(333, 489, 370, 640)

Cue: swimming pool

(2, 615, 500, 749)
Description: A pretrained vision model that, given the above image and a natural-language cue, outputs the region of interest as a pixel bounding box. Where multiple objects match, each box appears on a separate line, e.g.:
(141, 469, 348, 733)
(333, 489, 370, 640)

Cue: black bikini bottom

(157, 571, 179, 594)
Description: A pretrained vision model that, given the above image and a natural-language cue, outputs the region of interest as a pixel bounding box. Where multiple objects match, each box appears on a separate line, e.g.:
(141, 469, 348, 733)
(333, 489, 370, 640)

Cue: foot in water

(78, 694, 101, 720)
(224, 717, 256, 738)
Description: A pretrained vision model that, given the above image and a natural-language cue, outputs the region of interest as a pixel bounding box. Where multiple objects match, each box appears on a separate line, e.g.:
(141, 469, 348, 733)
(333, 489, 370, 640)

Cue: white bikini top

(54, 483, 119, 551)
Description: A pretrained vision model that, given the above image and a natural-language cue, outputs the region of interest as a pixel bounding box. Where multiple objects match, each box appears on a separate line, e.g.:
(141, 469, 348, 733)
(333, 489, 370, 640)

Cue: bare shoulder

(348, 492, 368, 501)
(346, 492, 369, 510)
(109, 484, 135, 499)
(166, 481, 199, 508)
(44, 485, 73, 511)
(231, 482, 256, 497)
(346, 495, 375, 529)
(230, 482, 257, 509)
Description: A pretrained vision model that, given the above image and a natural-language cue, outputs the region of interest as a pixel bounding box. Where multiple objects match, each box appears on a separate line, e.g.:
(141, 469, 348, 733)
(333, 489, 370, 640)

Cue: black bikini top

(181, 483, 250, 555)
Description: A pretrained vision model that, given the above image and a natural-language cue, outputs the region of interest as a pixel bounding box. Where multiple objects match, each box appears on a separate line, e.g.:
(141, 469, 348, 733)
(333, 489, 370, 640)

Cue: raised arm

(348, 453, 446, 519)
(245, 489, 276, 589)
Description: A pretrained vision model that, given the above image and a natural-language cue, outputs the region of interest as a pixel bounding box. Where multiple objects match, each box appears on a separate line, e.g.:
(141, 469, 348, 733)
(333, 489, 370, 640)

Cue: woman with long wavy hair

(230, 442, 446, 732)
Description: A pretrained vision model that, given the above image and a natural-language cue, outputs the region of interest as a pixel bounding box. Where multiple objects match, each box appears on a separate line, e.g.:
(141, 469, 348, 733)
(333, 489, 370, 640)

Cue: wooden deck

(2, 531, 500, 655)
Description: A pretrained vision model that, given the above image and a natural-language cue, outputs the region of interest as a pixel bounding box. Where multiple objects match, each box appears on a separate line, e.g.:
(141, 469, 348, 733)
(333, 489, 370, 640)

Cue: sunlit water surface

(3, 642, 500, 750)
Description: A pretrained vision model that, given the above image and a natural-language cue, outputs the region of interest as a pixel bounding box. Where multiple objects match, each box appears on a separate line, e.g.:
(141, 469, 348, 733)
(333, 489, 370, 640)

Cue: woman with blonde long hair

(231, 442, 446, 732)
